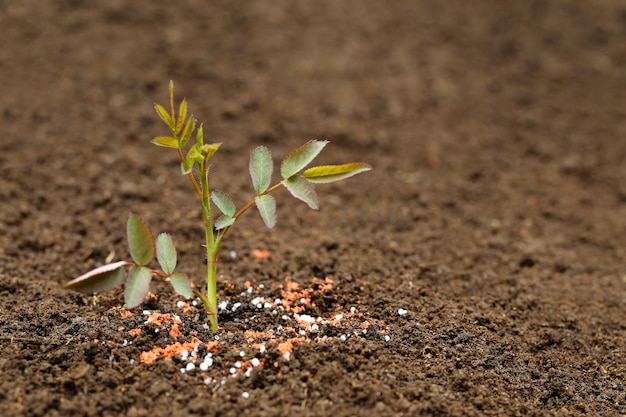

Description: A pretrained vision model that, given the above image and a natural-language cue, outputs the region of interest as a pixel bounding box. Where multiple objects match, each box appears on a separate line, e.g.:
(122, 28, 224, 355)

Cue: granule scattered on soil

(121, 277, 392, 386)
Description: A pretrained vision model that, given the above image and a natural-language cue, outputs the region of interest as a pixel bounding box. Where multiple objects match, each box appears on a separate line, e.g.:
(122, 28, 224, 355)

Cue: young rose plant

(65, 81, 371, 331)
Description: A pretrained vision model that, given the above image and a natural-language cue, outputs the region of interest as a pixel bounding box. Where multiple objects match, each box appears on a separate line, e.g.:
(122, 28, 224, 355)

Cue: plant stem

(205, 250, 218, 331)
(198, 158, 219, 331)
(176, 148, 202, 200)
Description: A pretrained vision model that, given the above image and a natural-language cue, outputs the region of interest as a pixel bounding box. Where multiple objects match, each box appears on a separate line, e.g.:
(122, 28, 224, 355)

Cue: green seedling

(65, 81, 371, 331)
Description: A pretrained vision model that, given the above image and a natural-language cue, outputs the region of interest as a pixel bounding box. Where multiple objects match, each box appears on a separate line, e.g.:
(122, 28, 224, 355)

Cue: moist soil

(1, 1, 625, 416)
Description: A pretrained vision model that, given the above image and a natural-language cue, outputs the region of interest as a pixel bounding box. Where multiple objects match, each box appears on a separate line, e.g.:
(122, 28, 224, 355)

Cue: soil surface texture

(1, 1, 625, 416)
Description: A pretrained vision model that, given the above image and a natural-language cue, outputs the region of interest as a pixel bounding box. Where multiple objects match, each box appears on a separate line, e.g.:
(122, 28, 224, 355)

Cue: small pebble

(200, 357, 213, 370)
(298, 314, 315, 323)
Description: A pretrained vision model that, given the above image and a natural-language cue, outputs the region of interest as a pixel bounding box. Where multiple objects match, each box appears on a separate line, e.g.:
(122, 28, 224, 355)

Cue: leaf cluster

(248, 140, 370, 228)
(65, 214, 193, 308)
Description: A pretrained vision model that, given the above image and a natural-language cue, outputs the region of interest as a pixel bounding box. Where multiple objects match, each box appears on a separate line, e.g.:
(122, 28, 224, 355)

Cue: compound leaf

(211, 190, 236, 217)
(249, 146, 273, 194)
(65, 261, 129, 293)
(125, 265, 152, 309)
(303, 163, 372, 183)
(127, 214, 155, 266)
(154, 103, 174, 131)
(156, 233, 177, 275)
(281, 175, 319, 210)
(151, 136, 180, 149)
(280, 140, 328, 180)
(255, 194, 277, 228)
(169, 273, 194, 298)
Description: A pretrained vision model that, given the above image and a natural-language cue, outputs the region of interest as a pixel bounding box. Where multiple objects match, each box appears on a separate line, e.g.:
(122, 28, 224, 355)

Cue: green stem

(205, 251, 218, 331)
(200, 158, 219, 331)
(177, 148, 202, 200)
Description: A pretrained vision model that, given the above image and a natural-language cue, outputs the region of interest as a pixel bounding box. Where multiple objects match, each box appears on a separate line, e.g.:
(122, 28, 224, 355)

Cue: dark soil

(1, 1, 625, 416)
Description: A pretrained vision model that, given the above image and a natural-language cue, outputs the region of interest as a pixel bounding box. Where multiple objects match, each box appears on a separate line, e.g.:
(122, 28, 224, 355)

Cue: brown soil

(1, 1, 625, 416)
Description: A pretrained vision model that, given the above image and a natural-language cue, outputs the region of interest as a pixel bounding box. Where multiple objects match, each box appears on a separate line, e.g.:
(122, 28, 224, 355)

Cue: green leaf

(281, 140, 329, 180)
(155, 103, 174, 131)
(151, 136, 180, 149)
(127, 214, 155, 266)
(211, 190, 236, 217)
(196, 123, 204, 147)
(170, 273, 194, 298)
(255, 194, 277, 228)
(215, 215, 235, 230)
(281, 175, 319, 210)
(249, 146, 273, 194)
(181, 159, 193, 175)
(303, 163, 372, 183)
(201, 143, 221, 162)
(156, 233, 177, 275)
(179, 116, 196, 148)
(125, 265, 152, 309)
(188, 144, 205, 163)
(175, 98, 188, 134)
(65, 261, 129, 293)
